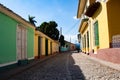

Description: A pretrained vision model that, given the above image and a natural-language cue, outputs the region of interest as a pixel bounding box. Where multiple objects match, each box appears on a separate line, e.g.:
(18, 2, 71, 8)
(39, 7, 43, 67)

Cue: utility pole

(70, 37, 71, 43)
(60, 27, 62, 36)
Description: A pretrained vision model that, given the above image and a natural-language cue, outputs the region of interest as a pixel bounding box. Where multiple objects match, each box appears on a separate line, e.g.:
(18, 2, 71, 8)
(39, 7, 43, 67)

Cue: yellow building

(34, 30, 59, 59)
(77, 0, 120, 54)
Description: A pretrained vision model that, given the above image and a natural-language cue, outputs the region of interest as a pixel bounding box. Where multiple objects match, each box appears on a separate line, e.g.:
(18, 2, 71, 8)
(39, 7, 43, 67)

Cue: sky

(0, 0, 80, 43)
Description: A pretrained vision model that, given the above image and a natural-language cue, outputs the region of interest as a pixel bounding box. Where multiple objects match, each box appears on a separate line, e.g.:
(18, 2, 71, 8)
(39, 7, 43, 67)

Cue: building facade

(34, 30, 59, 59)
(60, 41, 75, 52)
(77, 0, 120, 63)
(0, 4, 35, 68)
(0, 4, 60, 71)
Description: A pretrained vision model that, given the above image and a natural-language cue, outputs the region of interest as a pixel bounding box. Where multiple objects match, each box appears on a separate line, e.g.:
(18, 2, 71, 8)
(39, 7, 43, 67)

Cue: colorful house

(34, 30, 59, 59)
(60, 41, 75, 52)
(77, 0, 120, 64)
(77, 0, 120, 63)
(0, 4, 35, 69)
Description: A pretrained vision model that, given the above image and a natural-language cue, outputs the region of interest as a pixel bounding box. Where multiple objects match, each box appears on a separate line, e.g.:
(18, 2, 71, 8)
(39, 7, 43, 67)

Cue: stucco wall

(107, 0, 120, 43)
(0, 12, 35, 66)
(93, 2, 109, 49)
(41, 37, 45, 55)
(27, 27, 34, 59)
(89, 48, 120, 64)
(0, 12, 17, 64)
(34, 34, 38, 57)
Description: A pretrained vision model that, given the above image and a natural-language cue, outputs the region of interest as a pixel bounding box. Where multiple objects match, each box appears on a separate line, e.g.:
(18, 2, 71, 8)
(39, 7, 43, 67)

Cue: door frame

(16, 24, 27, 60)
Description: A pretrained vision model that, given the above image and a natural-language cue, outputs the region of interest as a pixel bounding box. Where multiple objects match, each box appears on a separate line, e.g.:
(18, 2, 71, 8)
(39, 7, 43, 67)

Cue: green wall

(0, 12, 34, 66)
(27, 27, 34, 59)
(0, 12, 17, 64)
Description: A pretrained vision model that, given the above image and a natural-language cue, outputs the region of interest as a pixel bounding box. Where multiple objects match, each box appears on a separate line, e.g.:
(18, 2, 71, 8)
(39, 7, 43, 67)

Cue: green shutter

(94, 21, 99, 46)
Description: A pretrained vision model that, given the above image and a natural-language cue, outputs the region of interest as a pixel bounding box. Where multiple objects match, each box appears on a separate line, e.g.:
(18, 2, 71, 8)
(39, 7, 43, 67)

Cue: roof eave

(77, 0, 87, 18)
(78, 18, 89, 33)
(0, 4, 35, 29)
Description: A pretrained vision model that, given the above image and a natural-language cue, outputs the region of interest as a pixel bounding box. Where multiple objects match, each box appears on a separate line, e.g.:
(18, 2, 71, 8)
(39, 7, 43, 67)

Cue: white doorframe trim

(16, 24, 27, 60)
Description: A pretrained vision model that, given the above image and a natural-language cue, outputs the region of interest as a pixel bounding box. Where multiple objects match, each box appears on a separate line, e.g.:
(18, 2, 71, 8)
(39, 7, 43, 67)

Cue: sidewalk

(0, 53, 58, 80)
(81, 53, 120, 71)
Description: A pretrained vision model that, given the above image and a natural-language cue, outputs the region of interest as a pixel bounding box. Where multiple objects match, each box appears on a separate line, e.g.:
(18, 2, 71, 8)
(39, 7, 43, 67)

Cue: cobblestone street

(8, 52, 120, 80)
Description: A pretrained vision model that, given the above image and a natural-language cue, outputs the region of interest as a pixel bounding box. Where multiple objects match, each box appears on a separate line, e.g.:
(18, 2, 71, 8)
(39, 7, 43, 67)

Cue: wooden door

(17, 26, 27, 60)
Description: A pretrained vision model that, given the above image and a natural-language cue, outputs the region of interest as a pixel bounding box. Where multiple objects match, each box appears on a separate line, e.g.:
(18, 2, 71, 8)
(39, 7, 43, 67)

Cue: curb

(81, 53, 120, 71)
(0, 53, 58, 80)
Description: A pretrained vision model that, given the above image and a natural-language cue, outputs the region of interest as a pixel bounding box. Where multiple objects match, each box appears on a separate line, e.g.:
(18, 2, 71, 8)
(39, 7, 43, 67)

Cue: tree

(37, 22, 49, 34)
(59, 35, 65, 46)
(28, 15, 37, 26)
(37, 21, 59, 40)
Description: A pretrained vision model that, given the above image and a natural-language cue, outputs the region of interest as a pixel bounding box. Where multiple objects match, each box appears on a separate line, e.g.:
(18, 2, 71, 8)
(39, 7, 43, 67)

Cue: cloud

(73, 16, 78, 20)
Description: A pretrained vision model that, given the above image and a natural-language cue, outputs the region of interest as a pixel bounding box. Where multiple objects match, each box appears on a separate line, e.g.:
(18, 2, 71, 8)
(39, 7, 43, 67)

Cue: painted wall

(48, 40, 50, 55)
(41, 37, 45, 56)
(34, 34, 38, 57)
(52, 42, 56, 53)
(34, 31, 60, 58)
(80, 2, 110, 53)
(52, 41, 59, 53)
(80, 24, 89, 52)
(0, 12, 17, 64)
(27, 27, 34, 59)
(107, 0, 120, 43)
(0, 11, 34, 66)
(60, 42, 69, 52)
(96, 2, 109, 49)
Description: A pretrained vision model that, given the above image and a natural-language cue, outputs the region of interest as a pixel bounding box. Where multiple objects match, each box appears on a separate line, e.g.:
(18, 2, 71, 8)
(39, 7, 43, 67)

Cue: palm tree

(28, 15, 37, 27)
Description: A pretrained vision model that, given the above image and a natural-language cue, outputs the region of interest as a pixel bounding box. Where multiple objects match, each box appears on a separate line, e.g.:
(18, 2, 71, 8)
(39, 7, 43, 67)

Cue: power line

(65, 20, 80, 34)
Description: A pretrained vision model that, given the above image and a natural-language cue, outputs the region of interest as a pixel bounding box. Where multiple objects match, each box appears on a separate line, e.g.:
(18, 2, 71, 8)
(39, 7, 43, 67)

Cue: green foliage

(37, 21, 59, 40)
(59, 35, 65, 46)
(28, 15, 37, 27)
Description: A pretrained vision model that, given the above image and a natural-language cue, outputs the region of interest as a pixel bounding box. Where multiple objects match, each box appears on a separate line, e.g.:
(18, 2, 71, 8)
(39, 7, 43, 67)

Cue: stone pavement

(72, 52, 120, 80)
(0, 53, 57, 80)
(2, 51, 120, 80)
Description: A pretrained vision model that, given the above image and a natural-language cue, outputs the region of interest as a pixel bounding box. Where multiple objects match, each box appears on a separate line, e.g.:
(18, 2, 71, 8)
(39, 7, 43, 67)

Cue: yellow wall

(107, 0, 120, 43)
(52, 41, 59, 53)
(34, 34, 38, 57)
(78, 1, 120, 53)
(52, 42, 56, 53)
(41, 37, 45, 56)
(80, 2, 111, 53)
(34, 31, 60, 58)
(93, 2, 109, 49)
(80, 24, 89, 53)
(89, 18, 94, 51)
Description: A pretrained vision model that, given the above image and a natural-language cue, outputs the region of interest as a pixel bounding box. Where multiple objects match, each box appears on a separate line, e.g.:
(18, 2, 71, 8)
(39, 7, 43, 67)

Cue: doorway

(16, 26, 27, 60)
(38, 36, 41, 58)
(45, 39, 48, 56)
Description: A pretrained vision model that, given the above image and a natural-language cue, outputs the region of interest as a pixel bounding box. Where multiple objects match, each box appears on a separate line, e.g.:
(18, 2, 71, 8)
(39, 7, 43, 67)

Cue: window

(94, 21, 99, 46)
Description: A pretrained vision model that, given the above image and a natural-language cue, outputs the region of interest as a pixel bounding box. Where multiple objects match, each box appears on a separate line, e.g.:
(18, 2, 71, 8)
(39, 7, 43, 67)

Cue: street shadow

(68, 51, 86, 80)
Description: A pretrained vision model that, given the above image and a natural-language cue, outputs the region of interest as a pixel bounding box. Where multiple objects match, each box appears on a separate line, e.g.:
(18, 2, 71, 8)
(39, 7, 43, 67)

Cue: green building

(0, 4, 35, 70)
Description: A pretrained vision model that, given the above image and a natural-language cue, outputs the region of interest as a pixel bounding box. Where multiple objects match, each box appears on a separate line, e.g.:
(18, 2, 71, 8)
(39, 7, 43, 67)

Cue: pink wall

(89, 48, 120, 64)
